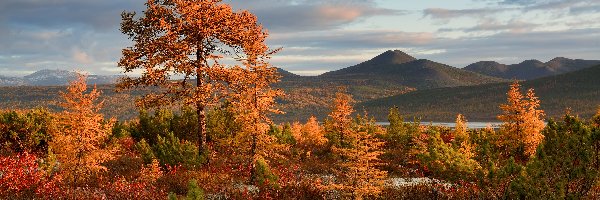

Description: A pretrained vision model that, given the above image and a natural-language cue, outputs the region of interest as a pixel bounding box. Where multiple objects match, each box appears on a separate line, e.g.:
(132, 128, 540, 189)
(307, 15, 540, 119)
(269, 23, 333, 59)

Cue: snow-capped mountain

(0, 69, 120, 86)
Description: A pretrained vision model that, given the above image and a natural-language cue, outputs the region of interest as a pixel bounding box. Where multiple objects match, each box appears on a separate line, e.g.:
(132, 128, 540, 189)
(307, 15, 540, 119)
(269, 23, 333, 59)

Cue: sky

(0, 0, 599, 76)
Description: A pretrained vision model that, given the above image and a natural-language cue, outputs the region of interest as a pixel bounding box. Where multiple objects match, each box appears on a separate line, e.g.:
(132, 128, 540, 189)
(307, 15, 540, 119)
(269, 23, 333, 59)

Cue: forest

(2, 0, 600, 199)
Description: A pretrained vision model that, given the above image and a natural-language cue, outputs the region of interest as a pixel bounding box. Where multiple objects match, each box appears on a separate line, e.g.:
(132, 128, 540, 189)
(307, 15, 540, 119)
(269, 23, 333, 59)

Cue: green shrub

(253, 157, 279, 188)
(0, 108, 56, 155)
(185, 179, 204, 200)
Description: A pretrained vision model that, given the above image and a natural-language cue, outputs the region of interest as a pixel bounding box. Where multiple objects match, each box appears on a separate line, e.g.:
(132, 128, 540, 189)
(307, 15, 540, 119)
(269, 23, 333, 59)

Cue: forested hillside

(361, 64, 600, 121)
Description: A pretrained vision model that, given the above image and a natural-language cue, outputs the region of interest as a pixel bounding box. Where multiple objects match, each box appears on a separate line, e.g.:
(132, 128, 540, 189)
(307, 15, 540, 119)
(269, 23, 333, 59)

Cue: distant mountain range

(0, 69, 120, 86)
(464, 57, 600, 80)
(318, 50, 505, 89)
(0, 50, 598, 122)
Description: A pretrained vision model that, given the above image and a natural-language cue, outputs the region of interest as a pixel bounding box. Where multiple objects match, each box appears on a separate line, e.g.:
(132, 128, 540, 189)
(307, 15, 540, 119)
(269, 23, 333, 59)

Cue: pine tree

(118, 0, 271, 154)
(51, 74, 116, 185)
(498, 81, 545, 162)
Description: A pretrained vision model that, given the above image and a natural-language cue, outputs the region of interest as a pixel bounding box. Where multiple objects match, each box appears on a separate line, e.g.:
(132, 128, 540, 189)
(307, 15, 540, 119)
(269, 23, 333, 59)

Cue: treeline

(2, 76, 600, 199)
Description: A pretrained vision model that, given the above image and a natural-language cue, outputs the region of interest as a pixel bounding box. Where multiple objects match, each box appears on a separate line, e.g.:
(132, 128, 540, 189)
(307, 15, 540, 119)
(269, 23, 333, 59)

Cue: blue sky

(1, 0, 599, 76)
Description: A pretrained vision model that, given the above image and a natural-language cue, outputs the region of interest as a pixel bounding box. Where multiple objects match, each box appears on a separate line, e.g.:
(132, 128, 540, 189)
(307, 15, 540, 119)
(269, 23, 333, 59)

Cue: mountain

(274, 50, 506, 121)
(0, 50, 510, 122)
(276, 67, 300, 80)
(360, 64, 600, 121)
(0, 75, 26, 86)
(464, 57, 600, 80)
(0, 69, 120, 86)
(320, 50, 506, 89)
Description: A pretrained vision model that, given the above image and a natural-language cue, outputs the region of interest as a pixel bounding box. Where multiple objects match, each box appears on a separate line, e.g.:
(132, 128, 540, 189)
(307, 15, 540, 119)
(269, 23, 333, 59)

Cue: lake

(376, 122, 502, 129)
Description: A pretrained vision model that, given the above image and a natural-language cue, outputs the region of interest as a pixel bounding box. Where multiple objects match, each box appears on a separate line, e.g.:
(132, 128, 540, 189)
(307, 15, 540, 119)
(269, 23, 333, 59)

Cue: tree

(228, 53, 283, 184)
(292, 116, 327, 157)
(118, 0, 271, 154)
(454, 114, 475, 160)
(51, 74, 116, 185)
(508, 115, 598, 199)
(454, 114, 468, 142)
(497, 81, 545, 162)
(330, 116, 387, 200)
(324, 92, 355, 148)
(0, 108, 56, 155)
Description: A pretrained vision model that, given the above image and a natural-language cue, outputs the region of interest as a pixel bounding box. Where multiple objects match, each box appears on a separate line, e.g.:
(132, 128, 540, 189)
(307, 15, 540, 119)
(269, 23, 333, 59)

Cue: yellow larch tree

(498, 81, 545, 162)
(118, 0, 270, 153)
(51, 74, 116, 185)
(292, 116, 328, 158)
(454, 114, 475, 159)
(331, 120, 387, 200)
(325, 92, 355, 148)
(228, 45, 283, 184)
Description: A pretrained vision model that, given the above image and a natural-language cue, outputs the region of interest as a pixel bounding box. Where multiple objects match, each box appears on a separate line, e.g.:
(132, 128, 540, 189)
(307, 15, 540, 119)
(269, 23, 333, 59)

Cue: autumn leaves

(118, 0, 278, 156)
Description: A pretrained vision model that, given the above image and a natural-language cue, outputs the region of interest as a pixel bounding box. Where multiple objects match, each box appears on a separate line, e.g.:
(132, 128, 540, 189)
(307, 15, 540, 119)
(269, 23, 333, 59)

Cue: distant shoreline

(376, 122, 502, 129)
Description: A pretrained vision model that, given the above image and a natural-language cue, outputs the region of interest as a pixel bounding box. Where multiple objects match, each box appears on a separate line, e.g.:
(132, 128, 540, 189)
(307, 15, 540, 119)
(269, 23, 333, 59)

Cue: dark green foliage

(268, 123, 295, 145)
(154, 132, 204, 168)
(135, 132, 204, 168)
(380, 107, 422, 174)
(168, 192, 178, 200)
(130, 109, 187, 144)
(253, 157, 279, 188)
(0, 108, 55, 155)
(185, 179, 205, 200)
(507, 115, 598, 199)
(135, 139, 156, 164)
(416, 126, 481, 182)
(206, 103, 240, 142)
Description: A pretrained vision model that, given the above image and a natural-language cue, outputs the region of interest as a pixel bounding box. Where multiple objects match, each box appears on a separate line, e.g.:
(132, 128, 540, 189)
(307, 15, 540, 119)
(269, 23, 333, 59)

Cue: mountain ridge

(0, 69, 122, 86)
(360, 64, 600, 121)
(464, 57, 600, 80)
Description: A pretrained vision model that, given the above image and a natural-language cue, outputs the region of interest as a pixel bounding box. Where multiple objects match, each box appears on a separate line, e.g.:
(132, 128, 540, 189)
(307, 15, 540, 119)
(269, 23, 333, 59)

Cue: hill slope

(464, 57, 600, 80)
(360, 64, 600, 121)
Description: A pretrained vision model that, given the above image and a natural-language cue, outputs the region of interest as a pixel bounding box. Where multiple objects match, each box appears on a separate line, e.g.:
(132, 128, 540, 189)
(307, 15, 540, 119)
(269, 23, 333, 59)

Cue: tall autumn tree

(51, 74, 116, 185)
(228, 54, 283, 184)
(324, 92, 355, 148)
(118, 0, 270, 153)
(330, 116, 387, 200)
(498, 81, 545, 162)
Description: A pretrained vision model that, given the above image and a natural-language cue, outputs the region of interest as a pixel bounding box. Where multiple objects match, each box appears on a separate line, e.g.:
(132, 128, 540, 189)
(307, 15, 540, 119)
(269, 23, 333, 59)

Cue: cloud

(229, 0, 405, 32)
(0, 0, 142, 31)
(424, 28, 600, 67)
(72, 49, 93, 64)
(423, 8, 507, 19)
(440, 19, 539, 33)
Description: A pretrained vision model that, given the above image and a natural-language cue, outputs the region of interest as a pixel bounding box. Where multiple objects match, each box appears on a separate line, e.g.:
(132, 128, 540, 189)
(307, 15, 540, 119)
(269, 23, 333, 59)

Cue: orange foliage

(118, 0, 272, 153)
(498, 81, 545, 161)
(292, 116, 328, 156)
(51, 74, 116, 185)
(330, 122, 387, 200)
(326, 92, 355, 147)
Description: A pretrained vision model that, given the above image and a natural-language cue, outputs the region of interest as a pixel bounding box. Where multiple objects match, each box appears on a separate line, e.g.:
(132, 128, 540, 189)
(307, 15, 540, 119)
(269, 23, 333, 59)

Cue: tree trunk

(196, 42, 206, 156)
(197, 102, 206, 155)
(249, 89, 258, 184)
